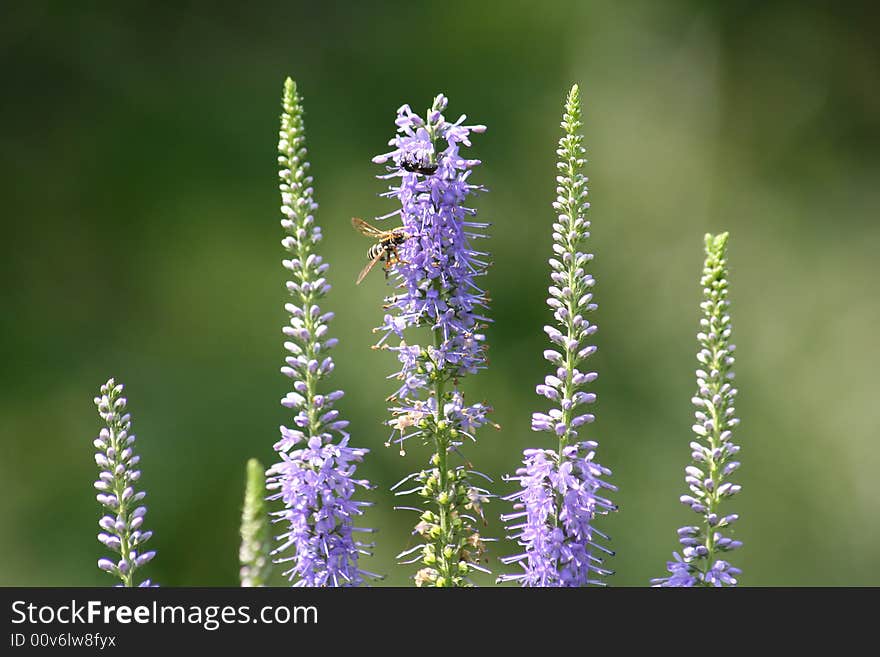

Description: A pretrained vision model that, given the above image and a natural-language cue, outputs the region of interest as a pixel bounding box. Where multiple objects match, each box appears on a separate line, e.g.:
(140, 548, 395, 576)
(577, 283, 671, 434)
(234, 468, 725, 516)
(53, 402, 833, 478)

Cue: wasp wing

(355, 250, 385, 285)
(351, 217, 386, 238)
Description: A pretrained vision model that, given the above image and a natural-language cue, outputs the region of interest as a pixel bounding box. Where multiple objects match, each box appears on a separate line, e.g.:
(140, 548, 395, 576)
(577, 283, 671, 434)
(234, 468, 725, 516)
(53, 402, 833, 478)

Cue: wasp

(400, 154, 438, 176)
(351, 217, 410, 285)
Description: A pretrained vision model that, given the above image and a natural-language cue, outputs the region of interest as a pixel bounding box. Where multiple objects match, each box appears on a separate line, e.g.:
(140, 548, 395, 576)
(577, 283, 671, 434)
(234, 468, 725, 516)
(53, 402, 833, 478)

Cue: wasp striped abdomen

(352, 217, 410, 285)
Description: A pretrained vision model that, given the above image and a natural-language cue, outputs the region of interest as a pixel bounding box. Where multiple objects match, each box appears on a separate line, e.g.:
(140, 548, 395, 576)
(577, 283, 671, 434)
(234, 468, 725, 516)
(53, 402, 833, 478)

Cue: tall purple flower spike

(372, 94, 490, 402)
(500, 85, 616, 587)
(265, 78, 376, 587)
(652, 232, 742, 587)
(372, 94, 494, 587)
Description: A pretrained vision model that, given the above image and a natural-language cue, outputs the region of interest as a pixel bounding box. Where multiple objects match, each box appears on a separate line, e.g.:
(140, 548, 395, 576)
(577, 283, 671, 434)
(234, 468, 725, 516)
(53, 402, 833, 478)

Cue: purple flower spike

(93, 378, 157, 587)
(265, 78, 376, 587)
(651, 233, 743, 587)
(372, 94, 494, 587)
(373, 96, 490, 395)
(500, 85, 617, 587)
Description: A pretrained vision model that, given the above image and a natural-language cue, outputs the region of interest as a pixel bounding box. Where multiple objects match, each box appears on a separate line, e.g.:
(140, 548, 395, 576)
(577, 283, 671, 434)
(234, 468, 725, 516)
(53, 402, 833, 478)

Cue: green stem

(422, 109, 457, 586)
(701, 341, 723, 581)
(432, 328, 453, 586)
(555, 158, 580, 529)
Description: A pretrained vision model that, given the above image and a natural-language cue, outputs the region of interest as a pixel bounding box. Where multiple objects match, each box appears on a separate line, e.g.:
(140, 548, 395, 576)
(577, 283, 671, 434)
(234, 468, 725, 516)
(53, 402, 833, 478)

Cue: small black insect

(400, 155, 438, 176)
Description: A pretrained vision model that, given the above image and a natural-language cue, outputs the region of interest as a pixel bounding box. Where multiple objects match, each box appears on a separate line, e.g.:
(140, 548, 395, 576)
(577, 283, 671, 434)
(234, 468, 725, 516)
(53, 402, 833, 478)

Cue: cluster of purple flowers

(81, 79, 745, 590)
(265, 78, 375, 587)
(93, 378, 156, 587)
(500, 85, 617, 587)
(652, 232, 742, 587)
(372, 94, 494, 586)
(373, 94, 490, 407)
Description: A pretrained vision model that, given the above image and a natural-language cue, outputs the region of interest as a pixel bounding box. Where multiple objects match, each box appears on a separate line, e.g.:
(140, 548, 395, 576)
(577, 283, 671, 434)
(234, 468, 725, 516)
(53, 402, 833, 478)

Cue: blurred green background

(2, 1, 878, 587)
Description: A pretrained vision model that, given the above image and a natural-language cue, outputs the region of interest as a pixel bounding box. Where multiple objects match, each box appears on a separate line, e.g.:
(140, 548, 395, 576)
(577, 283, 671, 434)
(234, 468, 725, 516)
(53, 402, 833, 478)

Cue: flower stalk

(373, 94, 494, 587)
(266, 77, 375, 587)
(500, 85, 616, 587)
(239, 458, 272, 587)
(652, 232, 742, 587)
(93, 378, 156, 587)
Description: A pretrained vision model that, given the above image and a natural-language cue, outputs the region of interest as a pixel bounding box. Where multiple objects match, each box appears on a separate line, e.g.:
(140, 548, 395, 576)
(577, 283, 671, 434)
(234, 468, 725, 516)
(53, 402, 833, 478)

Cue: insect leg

(391, 245, 409, 266)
